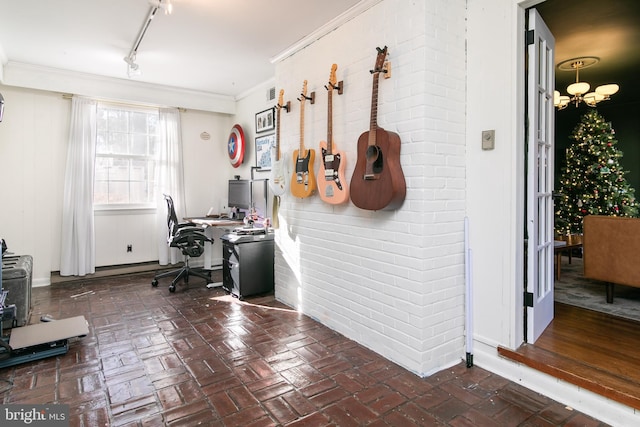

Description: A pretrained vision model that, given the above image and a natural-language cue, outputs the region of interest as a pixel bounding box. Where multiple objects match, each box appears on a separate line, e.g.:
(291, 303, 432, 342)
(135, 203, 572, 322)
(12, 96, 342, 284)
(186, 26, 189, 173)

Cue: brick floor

(0, 272, 608, 426)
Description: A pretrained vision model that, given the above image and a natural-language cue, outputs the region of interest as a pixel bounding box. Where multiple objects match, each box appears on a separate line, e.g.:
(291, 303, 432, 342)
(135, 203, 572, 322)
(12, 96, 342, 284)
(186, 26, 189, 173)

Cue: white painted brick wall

(273, 0, 466, 376)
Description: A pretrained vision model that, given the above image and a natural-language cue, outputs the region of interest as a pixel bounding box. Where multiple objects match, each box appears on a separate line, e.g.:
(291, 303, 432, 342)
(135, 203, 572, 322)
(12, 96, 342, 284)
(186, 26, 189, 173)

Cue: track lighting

(123, 0, 172, 78)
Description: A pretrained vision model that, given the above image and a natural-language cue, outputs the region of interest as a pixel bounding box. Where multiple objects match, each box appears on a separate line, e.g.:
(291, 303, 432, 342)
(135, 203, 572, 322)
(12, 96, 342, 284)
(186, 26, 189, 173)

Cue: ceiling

(0, 0, 362, 98)
(536, 0, 640, 107)
(0, 0, 637, 103)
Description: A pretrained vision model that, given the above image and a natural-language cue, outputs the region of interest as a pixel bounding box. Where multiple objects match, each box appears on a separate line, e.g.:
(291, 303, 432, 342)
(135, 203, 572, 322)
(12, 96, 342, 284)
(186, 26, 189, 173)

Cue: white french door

(526, 8, 555, 343)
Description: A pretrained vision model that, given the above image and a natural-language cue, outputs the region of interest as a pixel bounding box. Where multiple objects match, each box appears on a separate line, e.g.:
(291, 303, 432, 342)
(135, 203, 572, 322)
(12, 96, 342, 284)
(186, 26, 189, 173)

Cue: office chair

(152, 194, 213, 293)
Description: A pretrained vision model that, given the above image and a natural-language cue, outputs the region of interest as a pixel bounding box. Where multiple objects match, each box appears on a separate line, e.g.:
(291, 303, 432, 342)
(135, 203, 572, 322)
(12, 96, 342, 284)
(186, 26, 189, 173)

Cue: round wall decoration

(227, 124, 245, 168)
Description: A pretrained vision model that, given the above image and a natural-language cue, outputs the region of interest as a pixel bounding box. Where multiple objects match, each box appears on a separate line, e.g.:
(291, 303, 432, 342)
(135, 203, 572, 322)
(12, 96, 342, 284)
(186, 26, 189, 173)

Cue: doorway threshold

(498, 302, 640, 410)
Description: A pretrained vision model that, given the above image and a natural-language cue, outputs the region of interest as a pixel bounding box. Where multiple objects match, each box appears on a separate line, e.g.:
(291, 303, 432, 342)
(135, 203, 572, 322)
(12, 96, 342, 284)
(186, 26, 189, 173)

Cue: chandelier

(554, 57, 619, 110)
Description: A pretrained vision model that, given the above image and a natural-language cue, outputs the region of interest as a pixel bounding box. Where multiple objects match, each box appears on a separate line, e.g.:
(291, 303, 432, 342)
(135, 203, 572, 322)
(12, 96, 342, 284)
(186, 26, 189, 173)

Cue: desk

(554, 234, 583, 280)
(184, 217, 243, 269)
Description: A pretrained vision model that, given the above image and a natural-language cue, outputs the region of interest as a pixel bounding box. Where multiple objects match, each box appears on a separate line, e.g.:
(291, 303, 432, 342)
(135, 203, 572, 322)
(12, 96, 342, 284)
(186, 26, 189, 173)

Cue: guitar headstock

(277, 89, 284, 108)
(329, 64, 337, 88)
(371, 46, 388, 75)
(297, 80, 314, 104)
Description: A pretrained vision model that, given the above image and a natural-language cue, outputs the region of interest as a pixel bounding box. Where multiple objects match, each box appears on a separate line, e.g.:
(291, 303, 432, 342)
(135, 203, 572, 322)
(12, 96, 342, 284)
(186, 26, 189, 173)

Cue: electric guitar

(349, 46, 406, 211)
(290, 80, 316, 198)
(318, 64, 349, 205)
(269, 89, 287, 196)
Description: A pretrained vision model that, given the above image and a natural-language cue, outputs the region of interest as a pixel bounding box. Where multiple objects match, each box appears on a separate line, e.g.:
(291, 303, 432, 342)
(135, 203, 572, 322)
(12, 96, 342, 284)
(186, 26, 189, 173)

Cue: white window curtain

(60, 96, 97, 276)
(156, 108, 186, 265)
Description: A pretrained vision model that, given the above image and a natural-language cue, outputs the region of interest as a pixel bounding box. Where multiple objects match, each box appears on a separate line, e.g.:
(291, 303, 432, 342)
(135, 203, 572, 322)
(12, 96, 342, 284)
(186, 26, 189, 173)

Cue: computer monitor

(228, 179, 251, 210)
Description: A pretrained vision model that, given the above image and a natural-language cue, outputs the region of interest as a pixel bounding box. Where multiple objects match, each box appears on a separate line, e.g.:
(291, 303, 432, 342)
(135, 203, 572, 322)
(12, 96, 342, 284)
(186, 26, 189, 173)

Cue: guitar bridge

(296, 172, 308, 185)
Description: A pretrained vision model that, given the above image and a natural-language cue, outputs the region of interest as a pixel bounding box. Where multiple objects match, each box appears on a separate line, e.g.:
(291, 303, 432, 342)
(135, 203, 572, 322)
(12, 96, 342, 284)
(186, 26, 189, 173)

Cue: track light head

(123, 55, 137, 68)
(149, 0, 172, 14)
(124, 55, 141, 77)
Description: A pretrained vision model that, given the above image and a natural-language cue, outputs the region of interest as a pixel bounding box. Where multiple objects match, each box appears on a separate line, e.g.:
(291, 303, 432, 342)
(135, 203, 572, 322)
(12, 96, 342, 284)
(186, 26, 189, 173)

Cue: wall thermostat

(482, 130, 495, 150)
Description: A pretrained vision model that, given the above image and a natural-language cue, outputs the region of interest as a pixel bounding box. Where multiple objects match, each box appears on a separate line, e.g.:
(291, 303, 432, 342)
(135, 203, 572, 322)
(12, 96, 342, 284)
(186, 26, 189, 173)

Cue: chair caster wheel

(152, 279, 158, 287)
(169, 285, 176, 293)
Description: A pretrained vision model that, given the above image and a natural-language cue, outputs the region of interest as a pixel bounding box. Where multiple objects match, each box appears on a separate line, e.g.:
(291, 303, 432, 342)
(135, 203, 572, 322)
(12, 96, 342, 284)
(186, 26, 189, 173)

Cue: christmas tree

(555, 109, 638, 235)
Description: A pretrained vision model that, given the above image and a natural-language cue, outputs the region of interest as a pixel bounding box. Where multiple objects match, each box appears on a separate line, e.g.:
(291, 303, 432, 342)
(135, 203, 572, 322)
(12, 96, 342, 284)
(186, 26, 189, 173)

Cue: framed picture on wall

(255, 133, 275, 170)
(255, 108, 275, 133)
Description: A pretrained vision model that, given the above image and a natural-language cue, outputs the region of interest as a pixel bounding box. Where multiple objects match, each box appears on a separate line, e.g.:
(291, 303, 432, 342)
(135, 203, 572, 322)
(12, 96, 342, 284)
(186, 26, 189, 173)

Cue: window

(94, 104, 160, 208)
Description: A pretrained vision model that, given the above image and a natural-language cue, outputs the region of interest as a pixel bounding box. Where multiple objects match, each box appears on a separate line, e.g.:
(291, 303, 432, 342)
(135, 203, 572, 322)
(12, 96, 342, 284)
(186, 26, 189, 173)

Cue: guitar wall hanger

(370, 46, 392, 78)
(297, 91, 315, 105)
(325, 80, 344, 95)
(277, 100, 291, 113)
(370, 61, 391, 79)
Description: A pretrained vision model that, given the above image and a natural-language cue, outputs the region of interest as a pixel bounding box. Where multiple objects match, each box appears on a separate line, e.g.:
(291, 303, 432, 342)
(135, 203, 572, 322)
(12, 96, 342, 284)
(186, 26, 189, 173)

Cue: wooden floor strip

(499, 302, 640, 410)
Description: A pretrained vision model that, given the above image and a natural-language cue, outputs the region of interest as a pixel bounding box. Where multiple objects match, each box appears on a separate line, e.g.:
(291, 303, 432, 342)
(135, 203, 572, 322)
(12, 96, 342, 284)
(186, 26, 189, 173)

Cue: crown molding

(1, 61, 236, 114)
(270, 0, 383, 64)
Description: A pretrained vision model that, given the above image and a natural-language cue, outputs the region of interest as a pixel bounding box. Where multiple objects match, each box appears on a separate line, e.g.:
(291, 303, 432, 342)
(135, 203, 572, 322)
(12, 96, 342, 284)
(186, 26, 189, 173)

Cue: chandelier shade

(595, 84, 619, 96)
(566, 82, 590, 96)
(554, 57, 619, 110)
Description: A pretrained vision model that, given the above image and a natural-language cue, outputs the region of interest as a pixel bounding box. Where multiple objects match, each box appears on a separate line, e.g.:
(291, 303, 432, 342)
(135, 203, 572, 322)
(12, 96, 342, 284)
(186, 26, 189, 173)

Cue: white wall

(273, 0, 467, 376)
(234, 79, 278, 185)
(466, 0, 525, 353)
(181, 109, 236, 218)
(0, 86, 69, 285)
(0, 84, 238, 282)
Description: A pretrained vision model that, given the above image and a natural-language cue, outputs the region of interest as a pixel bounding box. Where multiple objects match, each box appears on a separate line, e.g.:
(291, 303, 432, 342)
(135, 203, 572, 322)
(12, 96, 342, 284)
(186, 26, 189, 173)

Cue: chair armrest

(173, 228, 213, 243)
(174, 224, 205, 234)
(172, 230, 213, 247)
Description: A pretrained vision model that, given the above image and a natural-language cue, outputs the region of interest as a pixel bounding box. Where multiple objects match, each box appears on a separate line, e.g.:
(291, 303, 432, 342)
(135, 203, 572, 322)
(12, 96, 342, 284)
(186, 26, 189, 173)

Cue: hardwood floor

(499, 302, 640, 410)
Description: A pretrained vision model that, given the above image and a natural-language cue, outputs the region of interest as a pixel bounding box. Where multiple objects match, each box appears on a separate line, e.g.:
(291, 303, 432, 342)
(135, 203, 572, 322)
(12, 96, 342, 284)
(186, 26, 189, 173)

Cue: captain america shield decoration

(227, 124, 245, 168)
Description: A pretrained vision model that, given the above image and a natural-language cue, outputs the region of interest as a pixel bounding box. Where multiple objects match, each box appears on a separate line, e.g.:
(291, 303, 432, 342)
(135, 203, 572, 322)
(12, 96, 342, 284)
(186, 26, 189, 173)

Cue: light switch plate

(482, 130, 495, 150)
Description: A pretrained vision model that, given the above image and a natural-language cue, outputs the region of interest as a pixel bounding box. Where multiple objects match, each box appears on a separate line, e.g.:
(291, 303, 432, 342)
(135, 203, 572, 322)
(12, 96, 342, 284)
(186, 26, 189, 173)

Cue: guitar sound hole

(365, 145, 384, 175)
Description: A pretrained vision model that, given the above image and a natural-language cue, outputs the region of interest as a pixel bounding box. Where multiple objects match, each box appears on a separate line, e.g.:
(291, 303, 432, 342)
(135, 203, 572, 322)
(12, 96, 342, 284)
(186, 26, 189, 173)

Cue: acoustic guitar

(349, 46, 406, 211)
(290, 80, 316, 198)
(318, 64, 349, 205)
(269, 89, 287, 196)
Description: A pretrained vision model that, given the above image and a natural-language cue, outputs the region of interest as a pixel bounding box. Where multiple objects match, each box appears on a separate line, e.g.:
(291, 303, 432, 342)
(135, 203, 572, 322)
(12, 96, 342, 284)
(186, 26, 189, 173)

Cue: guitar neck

(368, 72, 380, 147)
(326, 89, 333, 154)
(275, 107, 281, 161)
(299, 98, 306, 156)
